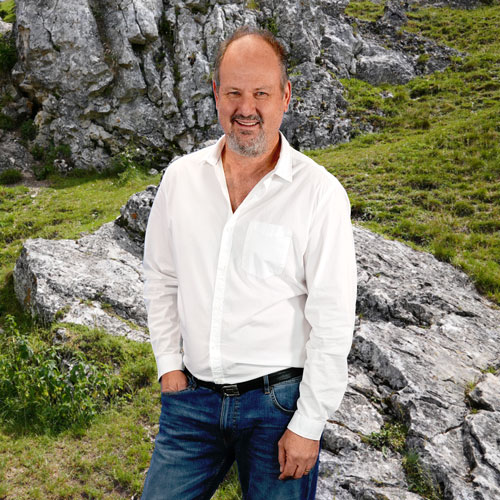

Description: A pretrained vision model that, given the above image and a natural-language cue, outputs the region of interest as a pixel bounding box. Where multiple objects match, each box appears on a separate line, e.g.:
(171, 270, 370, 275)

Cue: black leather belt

(185, 367, 303, 397)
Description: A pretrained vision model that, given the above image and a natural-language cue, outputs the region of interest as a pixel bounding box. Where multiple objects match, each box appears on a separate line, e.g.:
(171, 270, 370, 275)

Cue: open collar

(203, 132, 293, 183)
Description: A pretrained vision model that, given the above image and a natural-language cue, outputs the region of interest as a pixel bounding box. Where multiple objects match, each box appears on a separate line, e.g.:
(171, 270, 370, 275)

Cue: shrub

(0, 33, 16, 73)
(0, 168, 22, 185)
(30, 142, 72, 180)
(0, 315, 114, 434)
(0, 112, 15, 130)
(20, 119, 38, 141)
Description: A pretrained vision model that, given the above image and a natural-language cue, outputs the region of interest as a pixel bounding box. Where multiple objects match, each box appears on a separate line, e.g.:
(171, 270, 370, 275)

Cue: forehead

(219, 35, 282, 87)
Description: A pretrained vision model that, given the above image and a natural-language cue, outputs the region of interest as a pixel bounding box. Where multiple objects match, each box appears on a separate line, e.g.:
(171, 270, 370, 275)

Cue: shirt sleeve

(287, 179, 357, 440)
(143, 171, 184, 381)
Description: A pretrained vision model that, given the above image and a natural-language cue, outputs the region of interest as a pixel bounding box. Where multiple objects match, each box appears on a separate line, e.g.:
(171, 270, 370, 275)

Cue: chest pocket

(242, 221, 292, 279)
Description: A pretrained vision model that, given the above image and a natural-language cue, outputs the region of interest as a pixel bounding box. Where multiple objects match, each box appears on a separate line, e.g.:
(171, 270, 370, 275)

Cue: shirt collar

(203, 132, 293, 183)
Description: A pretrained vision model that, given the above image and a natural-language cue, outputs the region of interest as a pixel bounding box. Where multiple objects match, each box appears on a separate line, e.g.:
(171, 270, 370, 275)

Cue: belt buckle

(221, 384, 240, 397)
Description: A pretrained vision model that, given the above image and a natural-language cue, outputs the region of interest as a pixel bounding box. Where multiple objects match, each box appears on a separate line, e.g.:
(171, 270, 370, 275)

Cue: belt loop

(263, 374, 270, 395)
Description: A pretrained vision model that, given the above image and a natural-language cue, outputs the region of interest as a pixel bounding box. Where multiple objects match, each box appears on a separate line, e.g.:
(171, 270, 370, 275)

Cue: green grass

(0, 167, 160, 294)
(0, 0, 15, 23)
(307, 4, 500, 304)
(0, 384, 159, 498)
(345, 0, 385, 22)
(0, 168, 22, 185)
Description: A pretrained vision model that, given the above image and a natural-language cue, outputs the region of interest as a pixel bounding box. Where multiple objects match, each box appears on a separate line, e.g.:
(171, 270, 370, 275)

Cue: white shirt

(143, 133, 357, 440)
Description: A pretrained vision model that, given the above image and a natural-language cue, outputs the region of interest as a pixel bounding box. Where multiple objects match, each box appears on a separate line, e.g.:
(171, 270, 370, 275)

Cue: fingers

(278, 438, 285, 474)
(279, 457, 316, 480)
(278, 459, 296, 480)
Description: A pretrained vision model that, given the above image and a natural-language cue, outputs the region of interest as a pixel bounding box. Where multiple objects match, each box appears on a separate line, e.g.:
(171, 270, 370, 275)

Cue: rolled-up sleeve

(143, 171, 184, 381)
(287, 179, 357, 440)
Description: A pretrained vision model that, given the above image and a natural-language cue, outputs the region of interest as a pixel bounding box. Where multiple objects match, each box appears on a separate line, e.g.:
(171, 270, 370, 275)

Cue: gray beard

(226, 128, 267, 157)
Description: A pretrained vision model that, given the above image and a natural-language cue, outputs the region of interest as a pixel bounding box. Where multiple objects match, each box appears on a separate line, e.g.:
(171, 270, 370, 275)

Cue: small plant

(480, 365, 499, 375)
(0, 168, 22, 185)
(262, 16, 279, 36)
(0, 315, 114, 434)
(403, 451, 442, 499)
(362, 422, 408, 454)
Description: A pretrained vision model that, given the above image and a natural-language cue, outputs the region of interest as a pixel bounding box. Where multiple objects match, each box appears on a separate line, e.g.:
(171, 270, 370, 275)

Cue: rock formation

(9, 0, 458, 171)
(14, 186, 500, 499)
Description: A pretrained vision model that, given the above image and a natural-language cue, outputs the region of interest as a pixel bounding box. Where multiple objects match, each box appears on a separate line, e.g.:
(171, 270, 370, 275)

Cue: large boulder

(10, 0, 458, 170)
(13, 186, 500, 498)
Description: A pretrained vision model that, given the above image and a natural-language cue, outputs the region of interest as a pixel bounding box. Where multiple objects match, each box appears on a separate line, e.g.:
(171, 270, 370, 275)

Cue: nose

(238, 92, 257, 117)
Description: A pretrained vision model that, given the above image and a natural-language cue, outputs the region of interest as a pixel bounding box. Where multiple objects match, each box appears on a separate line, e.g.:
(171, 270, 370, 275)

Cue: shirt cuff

(156, 353, 184, 381)
(287, 411, 325, 440)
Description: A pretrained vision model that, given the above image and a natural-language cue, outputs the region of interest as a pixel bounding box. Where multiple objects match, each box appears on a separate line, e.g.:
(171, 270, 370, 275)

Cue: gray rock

(0, 18, 11, 36)
(116, 184, 157, 242)
(13, 187, 500, 498)
(0, 132, 35, 175)
(380, 0, 409, 29)
(469, 373, 500, 412)
(464, 411, 500, 499)
(317, 446, 424, 500)
(13, 222, 147, 342)
(10, 0, 458, 172)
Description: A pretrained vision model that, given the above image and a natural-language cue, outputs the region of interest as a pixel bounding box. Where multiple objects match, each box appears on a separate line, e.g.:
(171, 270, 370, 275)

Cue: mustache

(231, 114, 263, 124)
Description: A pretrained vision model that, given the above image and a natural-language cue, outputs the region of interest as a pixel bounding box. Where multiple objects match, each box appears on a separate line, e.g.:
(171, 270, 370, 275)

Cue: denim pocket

(161, 386, 192, 396)
(242, 221, 292, 279)
(269, 378, 301, 414)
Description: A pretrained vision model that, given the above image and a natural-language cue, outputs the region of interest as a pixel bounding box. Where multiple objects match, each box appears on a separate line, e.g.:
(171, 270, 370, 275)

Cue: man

(141, 25, 357, 499)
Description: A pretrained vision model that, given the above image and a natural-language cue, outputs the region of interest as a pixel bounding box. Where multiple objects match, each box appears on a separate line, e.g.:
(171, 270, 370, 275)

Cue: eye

(227, 91, 240, 97)
(255, 91, 268, 98)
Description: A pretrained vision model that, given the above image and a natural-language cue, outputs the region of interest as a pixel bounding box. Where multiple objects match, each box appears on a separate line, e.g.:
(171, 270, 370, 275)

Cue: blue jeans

(141, 373, 319, 499)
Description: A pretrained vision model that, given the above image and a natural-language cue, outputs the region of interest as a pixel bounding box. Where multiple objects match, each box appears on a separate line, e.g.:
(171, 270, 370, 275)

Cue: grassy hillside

(0, 2, 499, 499)
(313, 2, 500, 304)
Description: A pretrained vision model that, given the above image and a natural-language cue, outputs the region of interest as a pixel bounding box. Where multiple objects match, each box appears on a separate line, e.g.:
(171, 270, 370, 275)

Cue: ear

(283, 80, 291, 112)
(213, 80, 219, 108)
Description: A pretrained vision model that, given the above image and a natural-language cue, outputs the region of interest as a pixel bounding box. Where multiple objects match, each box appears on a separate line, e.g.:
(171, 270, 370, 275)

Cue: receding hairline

(213, 26, 289, 93)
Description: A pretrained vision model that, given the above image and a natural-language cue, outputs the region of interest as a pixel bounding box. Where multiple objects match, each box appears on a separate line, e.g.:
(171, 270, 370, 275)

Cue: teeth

(236, 120, 258, 125)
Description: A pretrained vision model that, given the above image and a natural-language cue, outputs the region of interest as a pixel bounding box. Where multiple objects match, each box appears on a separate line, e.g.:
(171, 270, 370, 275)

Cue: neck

(222, 134, 281, 180)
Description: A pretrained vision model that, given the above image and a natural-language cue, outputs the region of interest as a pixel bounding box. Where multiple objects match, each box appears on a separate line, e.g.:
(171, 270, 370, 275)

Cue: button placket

(209, 216, 237, 383)
(208, 170, 275, 384)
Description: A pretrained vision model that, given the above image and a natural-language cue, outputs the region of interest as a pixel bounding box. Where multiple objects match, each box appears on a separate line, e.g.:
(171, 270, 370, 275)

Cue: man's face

(213, 35, 291, 158)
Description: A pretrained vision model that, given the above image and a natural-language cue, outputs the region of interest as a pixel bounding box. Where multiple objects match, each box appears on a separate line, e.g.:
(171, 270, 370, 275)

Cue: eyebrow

(223, 85, 273, 91)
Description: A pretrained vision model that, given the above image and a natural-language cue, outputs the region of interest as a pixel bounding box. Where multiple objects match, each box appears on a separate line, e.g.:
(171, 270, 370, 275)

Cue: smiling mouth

(231, 115, 262, 128)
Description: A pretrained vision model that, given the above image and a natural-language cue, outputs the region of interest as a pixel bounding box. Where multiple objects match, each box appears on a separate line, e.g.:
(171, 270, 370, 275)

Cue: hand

(160, 370, 188, 393)
(278, 429, 320, 480)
